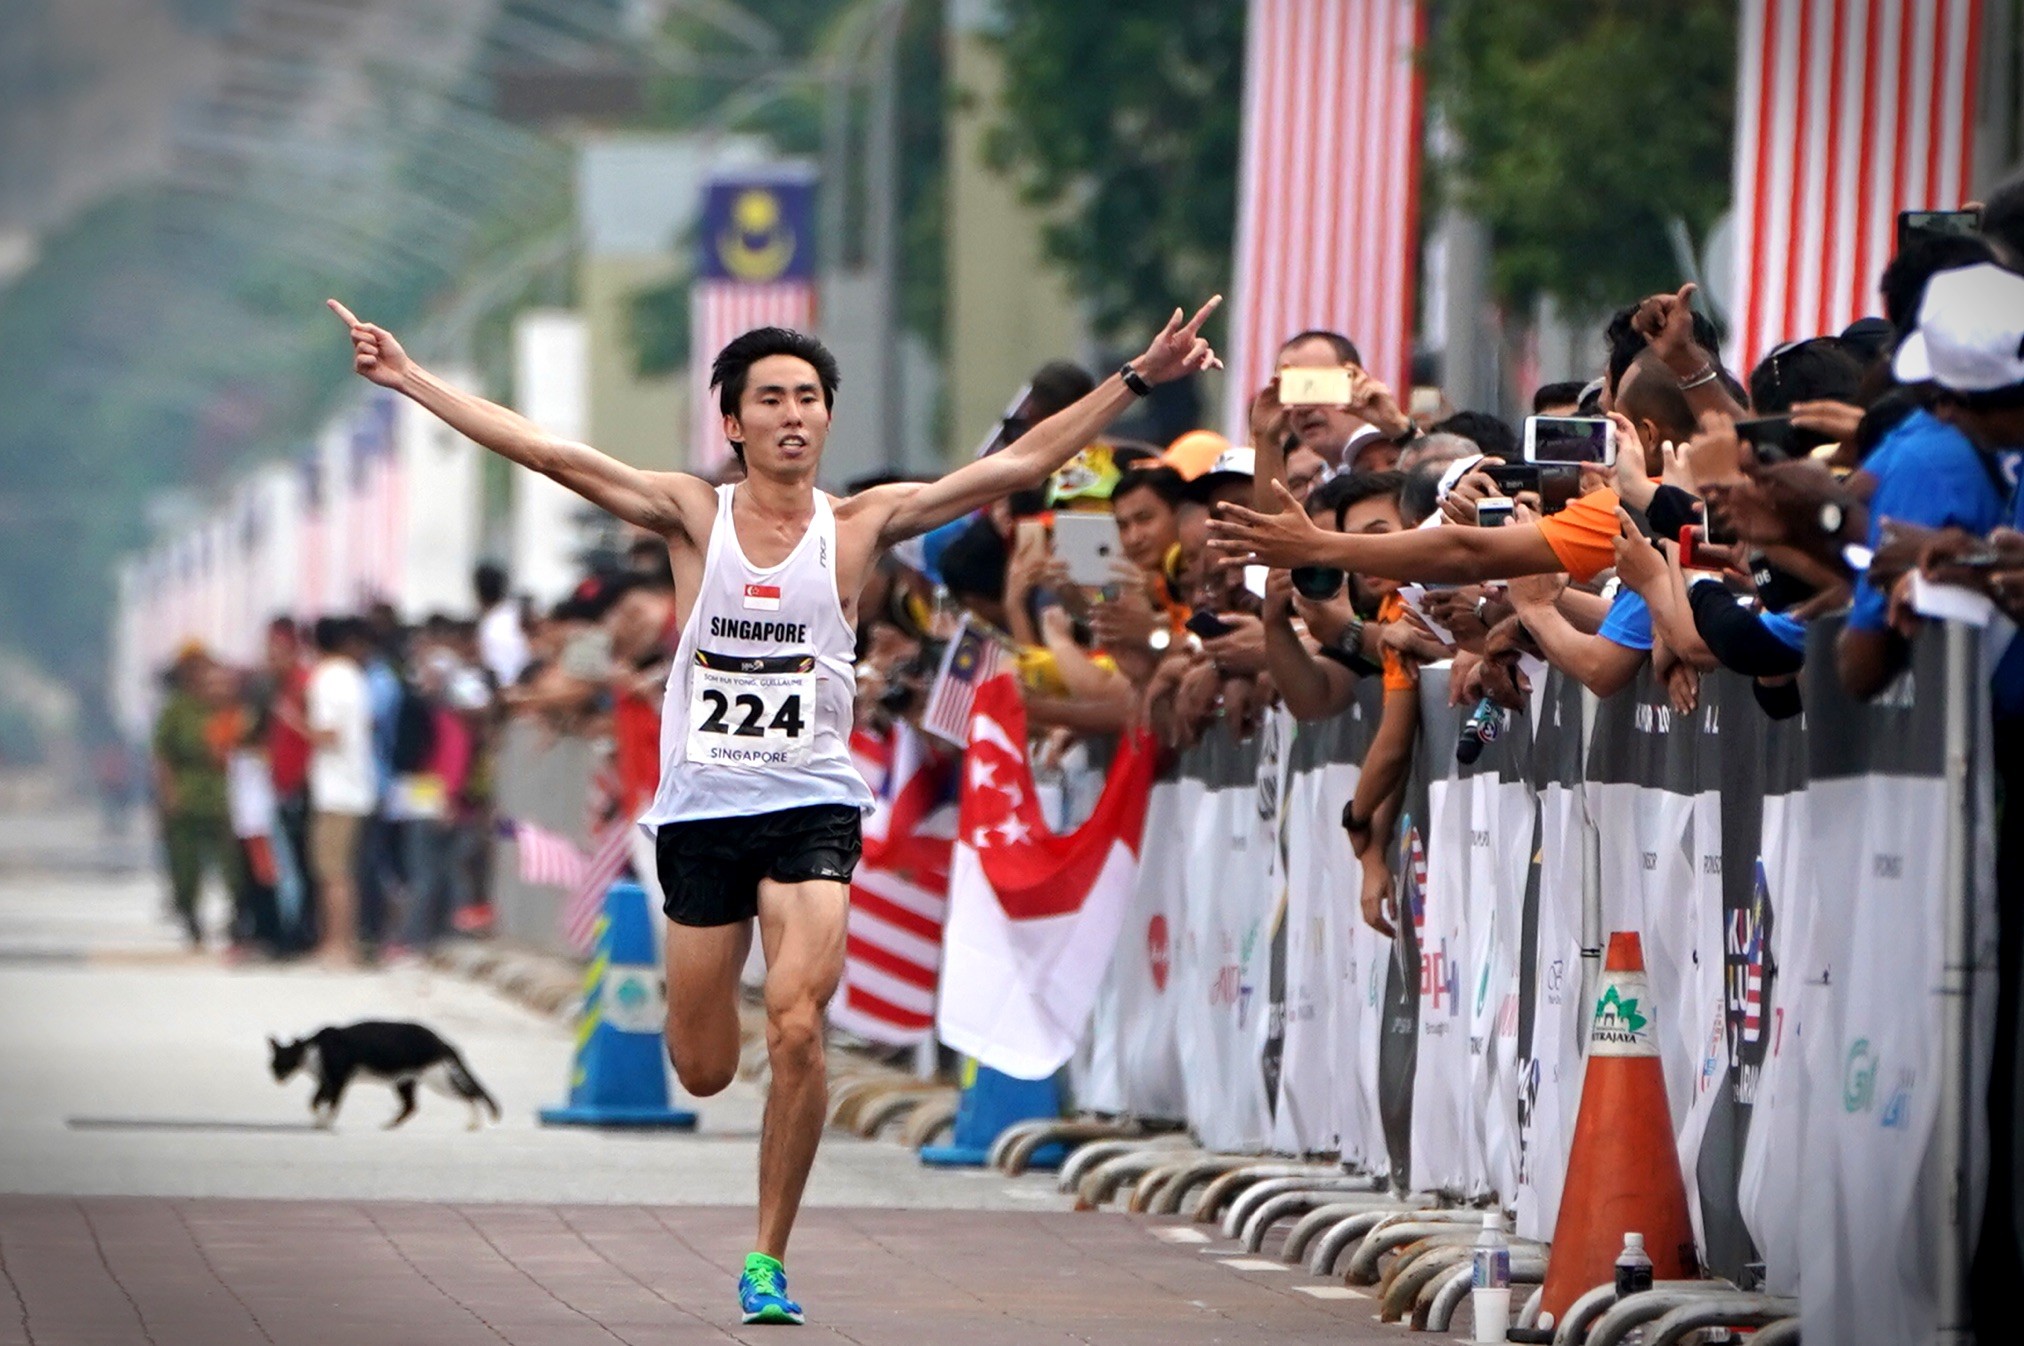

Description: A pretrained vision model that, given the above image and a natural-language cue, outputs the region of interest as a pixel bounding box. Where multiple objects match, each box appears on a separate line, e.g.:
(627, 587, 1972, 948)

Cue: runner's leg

(663, 918, 751, 1097)
(753, 877, 848, 1261)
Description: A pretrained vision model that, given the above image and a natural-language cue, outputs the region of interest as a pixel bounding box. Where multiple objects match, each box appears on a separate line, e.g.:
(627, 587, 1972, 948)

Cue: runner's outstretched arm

(873, 297, 1223, 545)
(326, 299, 705, 537)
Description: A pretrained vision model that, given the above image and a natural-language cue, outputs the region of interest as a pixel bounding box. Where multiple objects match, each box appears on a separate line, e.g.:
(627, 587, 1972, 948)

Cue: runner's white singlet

(641, 485, 874, 827)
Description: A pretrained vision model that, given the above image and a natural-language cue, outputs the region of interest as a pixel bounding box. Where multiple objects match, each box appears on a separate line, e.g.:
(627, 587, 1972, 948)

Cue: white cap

(1893, 263, 2024, 393)
(1205, 445, 1256, 478)
(1482, 1212, 1501, 1230)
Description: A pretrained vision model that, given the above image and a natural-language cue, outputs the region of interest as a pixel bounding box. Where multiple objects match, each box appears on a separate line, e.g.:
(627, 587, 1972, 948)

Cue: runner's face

(730, 355, 830, 478)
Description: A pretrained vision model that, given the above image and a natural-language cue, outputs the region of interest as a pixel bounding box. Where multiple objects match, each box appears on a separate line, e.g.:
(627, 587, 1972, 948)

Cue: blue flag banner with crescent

(690, 167, 821, 473)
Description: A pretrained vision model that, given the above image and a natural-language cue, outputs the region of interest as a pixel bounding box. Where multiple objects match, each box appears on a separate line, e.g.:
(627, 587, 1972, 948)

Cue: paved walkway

(0, 1197, 1418, 1346)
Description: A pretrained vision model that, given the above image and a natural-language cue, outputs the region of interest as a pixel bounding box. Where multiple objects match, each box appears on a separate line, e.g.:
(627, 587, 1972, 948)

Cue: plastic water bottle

(1471, 1210, 1511, 1343)
(1613, 1231, 1654, 1343)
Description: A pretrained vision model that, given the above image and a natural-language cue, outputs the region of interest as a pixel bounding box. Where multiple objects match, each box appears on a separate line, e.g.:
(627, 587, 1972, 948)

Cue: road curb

(428, 938, 582, 1019)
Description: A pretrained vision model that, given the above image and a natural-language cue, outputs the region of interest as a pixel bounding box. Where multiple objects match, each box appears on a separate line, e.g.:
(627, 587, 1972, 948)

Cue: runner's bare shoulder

(650, 471, 730, 547)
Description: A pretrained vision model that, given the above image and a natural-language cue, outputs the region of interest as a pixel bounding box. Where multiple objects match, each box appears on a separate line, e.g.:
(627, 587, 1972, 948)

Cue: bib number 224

(686, 651, 816, 768)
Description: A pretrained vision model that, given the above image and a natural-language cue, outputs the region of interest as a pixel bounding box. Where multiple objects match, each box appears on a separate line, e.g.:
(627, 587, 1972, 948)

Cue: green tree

(1427, 0, 1736, 315)
(981, 0, 1244, 341)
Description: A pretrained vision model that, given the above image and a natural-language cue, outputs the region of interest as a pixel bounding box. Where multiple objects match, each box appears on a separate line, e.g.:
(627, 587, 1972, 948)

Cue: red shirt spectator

(268, 663, 312, 796)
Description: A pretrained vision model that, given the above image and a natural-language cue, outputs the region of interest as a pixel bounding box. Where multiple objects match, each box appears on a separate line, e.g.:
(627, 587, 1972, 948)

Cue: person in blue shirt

(1835, 403, 2009, 698)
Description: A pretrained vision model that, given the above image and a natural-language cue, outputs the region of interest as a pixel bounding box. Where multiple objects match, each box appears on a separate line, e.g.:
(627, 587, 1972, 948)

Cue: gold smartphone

(1278, 365, 1353, 406)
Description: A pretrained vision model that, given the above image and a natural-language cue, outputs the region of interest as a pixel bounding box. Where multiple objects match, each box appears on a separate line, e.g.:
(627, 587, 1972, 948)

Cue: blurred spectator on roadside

(475, 561, 529, 689)
(151, 644, 237, 949)
(307, 617, 373, 967)
(253, 616, 317, 954)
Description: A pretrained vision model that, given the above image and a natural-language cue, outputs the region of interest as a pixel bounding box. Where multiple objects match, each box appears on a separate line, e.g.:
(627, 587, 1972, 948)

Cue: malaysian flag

(504, 818, 588, 889)
(1223, 0, 1427, 442)
(561, 818, 637, 956)
(690, 168, 819, 476)
(919, 616, 1006, 746)
(832, 725, 960, 1046)
(1727, 0, 1985, 376)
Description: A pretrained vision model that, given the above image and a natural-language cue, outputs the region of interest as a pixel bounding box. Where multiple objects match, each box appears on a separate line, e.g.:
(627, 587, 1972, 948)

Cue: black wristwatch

(1119, 362, 1154, 397)
(1390, 422, 1422, 445)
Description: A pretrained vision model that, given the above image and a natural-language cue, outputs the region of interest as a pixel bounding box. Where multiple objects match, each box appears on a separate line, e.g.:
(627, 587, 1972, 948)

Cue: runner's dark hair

(712, 328, 841, 463)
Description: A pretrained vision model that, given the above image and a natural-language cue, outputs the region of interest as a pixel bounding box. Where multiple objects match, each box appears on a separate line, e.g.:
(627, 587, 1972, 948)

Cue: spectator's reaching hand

(1686, 410, 1747, 488)
(1249, 379, 1292, 453)
(1088, 564, 1159, 651)
(1360, 853, 1398, 938)
(1609, 412, 1657, 510)
(1631, 281, 1705, 374)
(1611, 508, 1669, 594)
(1789, 399, 1864, 445)
(1659, 437, 1699, 496)
(1665, 659, 1701, 715)
(1171, 658, 1223, 746)
(1421, 586, 1500, 653)
(1918, 524, 2024, 592)
(1347, 366, 1413, 440)
(1204, 612, 1268, 676)
(1261, 568, 1296, 625)
(1209, 482, 1332, 569)
(1441, 458, 1504, 526)
(1506, 570, 1566, 613)
(1381, 608, 1455, 665)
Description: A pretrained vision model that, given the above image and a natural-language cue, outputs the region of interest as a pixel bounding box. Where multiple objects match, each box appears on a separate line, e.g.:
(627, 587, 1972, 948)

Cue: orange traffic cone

(1539, 931, 1699, 1323)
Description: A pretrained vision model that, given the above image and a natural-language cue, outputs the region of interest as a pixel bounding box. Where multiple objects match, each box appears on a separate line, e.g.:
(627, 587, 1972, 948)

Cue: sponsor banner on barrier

(1017, 619, 1988, 1340)
(1174, 727, 1276, 1153)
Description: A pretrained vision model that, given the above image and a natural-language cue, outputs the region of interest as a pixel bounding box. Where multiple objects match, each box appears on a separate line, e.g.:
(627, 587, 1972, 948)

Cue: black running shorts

(655, 803, 863, 927)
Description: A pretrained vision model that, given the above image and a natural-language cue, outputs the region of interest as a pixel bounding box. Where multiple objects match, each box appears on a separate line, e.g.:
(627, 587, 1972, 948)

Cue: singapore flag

(934, 675, 1155, 1079)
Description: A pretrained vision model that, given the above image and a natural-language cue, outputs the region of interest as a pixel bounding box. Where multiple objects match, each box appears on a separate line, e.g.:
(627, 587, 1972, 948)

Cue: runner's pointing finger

(1179, 294, 1223, 339)
(326, 298, 362, 328)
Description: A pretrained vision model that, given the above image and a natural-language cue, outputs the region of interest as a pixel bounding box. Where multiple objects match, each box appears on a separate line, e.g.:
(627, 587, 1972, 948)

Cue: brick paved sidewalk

(0, 1196, 1421, 1345)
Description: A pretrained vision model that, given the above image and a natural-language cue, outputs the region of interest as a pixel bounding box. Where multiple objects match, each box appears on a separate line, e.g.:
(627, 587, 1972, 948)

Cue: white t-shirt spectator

(307, 656, 374, 815)
(478, 601, 530, 687)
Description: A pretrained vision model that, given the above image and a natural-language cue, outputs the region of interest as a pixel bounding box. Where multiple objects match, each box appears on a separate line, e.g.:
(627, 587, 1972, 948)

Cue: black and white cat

(269, 1021, 501, 1130)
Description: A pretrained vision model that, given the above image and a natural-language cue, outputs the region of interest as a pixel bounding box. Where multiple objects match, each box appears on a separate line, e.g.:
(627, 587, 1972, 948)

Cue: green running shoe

(738, 1252, 804, 1325)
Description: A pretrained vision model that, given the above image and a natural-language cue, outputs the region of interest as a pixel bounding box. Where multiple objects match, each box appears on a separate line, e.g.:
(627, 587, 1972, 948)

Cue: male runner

(327, 295, 1220, 1324)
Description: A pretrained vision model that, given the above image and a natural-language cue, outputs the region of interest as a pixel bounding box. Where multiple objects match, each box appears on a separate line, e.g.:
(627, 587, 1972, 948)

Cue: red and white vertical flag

(1223, 0, 1427, 441)
(935, 676, 1158, 1079)
(689, 168, 820, 476)
(831, 725, 960, 1046)
(1728, 0, 1985, 375)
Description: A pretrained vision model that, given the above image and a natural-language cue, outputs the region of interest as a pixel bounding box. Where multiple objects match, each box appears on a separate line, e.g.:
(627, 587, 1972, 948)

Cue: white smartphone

(1051, 512, 1125, 588)
(1524, 415, 1616, 466)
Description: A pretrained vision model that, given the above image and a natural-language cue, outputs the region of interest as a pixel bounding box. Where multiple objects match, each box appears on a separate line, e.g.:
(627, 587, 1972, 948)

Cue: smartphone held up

(1523, 415, 1616, 467)
(1279, 365, 1353, 406)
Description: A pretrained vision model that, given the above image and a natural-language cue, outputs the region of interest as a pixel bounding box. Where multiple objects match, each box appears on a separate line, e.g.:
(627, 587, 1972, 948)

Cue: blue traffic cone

(919, 1056, 1065, 1169)
(540, 880, 697, 1129)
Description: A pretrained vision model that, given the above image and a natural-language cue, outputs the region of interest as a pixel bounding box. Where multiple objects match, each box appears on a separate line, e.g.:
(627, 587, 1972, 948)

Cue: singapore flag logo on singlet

(743, 583, 781, 612)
